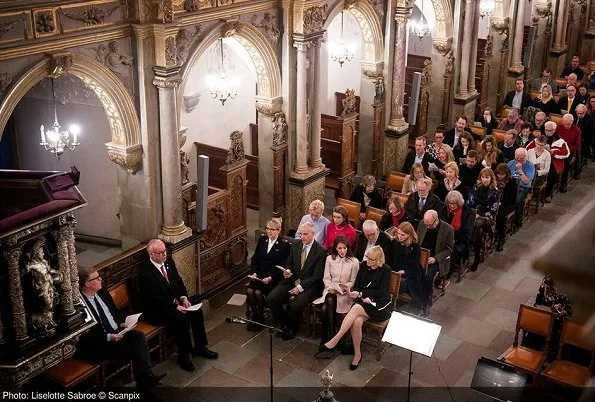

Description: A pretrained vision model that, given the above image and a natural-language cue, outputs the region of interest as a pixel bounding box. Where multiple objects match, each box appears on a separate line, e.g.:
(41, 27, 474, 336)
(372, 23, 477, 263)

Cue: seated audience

(459, 150, 483, 193)
(466, 168, 500, 271)
(444, 115, 472, 147)
(296, 199, 330, 245)
(425, 131, 446, 161)
(557, 85, 580, 118)
(435, 161, 465, 201)
(403, 137, 432, 175)
(527, 121, 570, 202)
(575, 104, 593, 161)
(354, 220, 393, 267)
(517, 123, 535, 148)
(586, 60, 595, 83)
(500, 129, 518, 162)
(494, 163, 518, 251)
(479, 135, 505, 170)
(267, 222, 325, 340)
(560, 55, 584, 80)
(349, 175, 384, 221)
(503, 79, 531, 114)
(557, 113, 582, 187)
(380, 197, 411, 232)
(498, 108, 524, 133)
(390, 222, 423, 313)
(246, 217, 290, 331)
(430, 144, 455, 182)
(402, 162, 429, 195)
(439, 191, 473, 279)
(533, 85, 561, 116)
(480, 107, 498, 135)
(417, 210, 454, 312)
(323, 206, 357, 249)
(318, 236, 359, 350)
(533, 111, 547, 135)
(320, 246, 392, 369)
(507, 148, 535, 225)
(139, 239, 218, 372)
(404, 178, 443, 227)
(565, 73, 578, 91)
(77, 267, 167, 390)
(453, 131, 475, 162)
(531, 68, 559, 94)
(527, 135, 551, 188)
(577, 83, 590, 105)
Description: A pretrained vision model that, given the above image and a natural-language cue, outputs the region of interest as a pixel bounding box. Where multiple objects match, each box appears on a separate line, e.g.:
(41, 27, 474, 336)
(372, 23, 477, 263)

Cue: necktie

(160, 265, 169, 283)
(300, 246, 307, 267)
(568, 98, 572, 112)
(92, 295, 116, 333)
(418, 197, 426, 211)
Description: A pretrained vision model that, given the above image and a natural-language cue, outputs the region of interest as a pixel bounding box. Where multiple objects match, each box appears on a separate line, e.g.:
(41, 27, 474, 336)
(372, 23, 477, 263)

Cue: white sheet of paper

(117, 313, 142, 336)
(382, 312, 441, 357)
(276, 265, 288, 272)
(227, 294, 247, 306)
(329, 282, 345, 294)
(186, 303, 203, 311)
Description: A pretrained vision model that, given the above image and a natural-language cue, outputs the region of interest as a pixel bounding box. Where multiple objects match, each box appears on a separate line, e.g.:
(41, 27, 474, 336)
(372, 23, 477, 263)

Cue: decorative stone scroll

(226, 130, 246, 165)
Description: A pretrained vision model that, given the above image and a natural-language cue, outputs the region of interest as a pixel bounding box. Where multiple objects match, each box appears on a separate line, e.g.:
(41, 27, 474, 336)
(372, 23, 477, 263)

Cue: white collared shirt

(267, 237, 278, 253)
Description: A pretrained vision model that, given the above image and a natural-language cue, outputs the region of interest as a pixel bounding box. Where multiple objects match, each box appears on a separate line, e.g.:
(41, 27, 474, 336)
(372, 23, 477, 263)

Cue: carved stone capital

(534, 1, 552, 18)
(294, 2, 328, 35)
(361, 61, 384, 79)
(491, 17, 510, 35)
(394, 7, 412, 24)
(106, 143, 143, 174)
(293, 39, 312, 52)
(46, 51, 73, 78)
(221, 19, 240, 37)
(153, 66, 181, 88)
(432, 37, 453, 56)
(255, 96, 282, 117)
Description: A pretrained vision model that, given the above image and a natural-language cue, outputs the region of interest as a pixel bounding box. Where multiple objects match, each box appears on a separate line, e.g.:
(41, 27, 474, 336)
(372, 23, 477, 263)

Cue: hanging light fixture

(207, 38, 238, 106)
(410, 0, 431, 40)
(329, 11, 356, 67)
(479, 0, 495, 19)
(39, 77, 80, 159)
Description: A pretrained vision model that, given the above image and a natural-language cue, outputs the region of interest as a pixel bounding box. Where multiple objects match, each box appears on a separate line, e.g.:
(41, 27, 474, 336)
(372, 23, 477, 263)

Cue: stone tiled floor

(147, 165, 594, 400)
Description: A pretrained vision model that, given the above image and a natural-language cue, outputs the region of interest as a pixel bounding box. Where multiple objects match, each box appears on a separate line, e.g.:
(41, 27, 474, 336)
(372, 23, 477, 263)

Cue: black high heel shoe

(350, 356, 362, 370)
(315, 344, 337, 359)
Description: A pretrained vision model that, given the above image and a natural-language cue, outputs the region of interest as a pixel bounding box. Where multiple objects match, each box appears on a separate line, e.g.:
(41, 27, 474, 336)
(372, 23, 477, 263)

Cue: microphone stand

(229, 316, 283, 402)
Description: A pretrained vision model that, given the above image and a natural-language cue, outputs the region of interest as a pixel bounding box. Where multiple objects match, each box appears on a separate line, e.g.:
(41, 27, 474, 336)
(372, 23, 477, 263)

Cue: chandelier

(39, 77, 80, 159)
(479, 0, 495, 18)
(329, 11, 356, 67)
(410, 1, 431, 40)
(207, 38, 238, 106)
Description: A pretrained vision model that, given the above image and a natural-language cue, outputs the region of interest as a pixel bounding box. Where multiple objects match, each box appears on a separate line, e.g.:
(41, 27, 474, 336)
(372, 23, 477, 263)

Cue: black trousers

(265, 282, 321, 332)
(320, 293, 337, 346)
(472, 217, 493, 264)
(399, 276, 424, 311)
(423, 264, 440, 310)
(496, 205, 516, 242)
(148, 309, 208, 355)
(560, 153, 575, 189)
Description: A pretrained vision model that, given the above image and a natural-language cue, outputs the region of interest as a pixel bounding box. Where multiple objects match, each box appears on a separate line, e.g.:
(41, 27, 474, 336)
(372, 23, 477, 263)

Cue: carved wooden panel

(371, 104, 385, 178)
(271, 146, 287, 217)
(321, 114, 356, 198)
(246, 154, 259, 210)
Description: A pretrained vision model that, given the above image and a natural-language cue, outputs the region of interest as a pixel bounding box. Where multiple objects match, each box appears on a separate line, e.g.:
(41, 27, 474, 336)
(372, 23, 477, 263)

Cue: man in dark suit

(138, 239, 218, 372)
(77, 267, 167, 389)
(402, 137, 432, 175)
(354, 220, 393, 267)
(266, 222, 325, 340)
(503, 78, 532, 114)
(404, 178, 443, 227)
(444, 116, 473, 148)
(458, 150, 483, 193)
(576, 104, 592, 161)
(560, 55, 585, 80)
(557, 85, 580, 118)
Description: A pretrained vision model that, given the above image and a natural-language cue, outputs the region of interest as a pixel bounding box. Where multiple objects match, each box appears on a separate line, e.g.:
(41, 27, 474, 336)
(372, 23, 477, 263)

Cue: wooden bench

(492, 128, 507, 143)
(44, 359, 100, 390)
(470, 125, 487, 141)
(365, 206, 385, 228)
(337, 198, 361, 228)
(549, 113, 564, 125)
(398, 248, 430, 305)
(385, 171, 407, 192)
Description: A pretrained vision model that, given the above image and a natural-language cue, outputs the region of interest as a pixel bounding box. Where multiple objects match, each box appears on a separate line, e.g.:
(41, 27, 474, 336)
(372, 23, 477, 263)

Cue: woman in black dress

(246, 217, 290, 331)
(494, 163, 518, 252)
(319, 246, 392, 370)
(390, 222, 423, 313)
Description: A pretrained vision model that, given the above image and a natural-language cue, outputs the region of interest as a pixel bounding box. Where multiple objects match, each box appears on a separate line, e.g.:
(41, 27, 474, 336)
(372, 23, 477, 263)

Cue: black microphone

(226, 316, 247, 324)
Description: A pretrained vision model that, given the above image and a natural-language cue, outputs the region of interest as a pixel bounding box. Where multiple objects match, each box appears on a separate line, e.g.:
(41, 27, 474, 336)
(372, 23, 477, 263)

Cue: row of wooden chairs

(501, 304, 594, 388)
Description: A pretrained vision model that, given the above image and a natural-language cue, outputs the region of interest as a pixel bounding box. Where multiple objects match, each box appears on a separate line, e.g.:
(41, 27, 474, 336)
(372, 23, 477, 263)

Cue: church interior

(0, 0, 594, 400)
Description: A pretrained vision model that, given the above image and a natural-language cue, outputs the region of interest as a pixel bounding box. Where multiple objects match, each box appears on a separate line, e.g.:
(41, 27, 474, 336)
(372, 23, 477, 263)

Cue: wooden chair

(589, 89, 595, 97)
(554, 78, 567, 91)
(499, 106, 512, 119)
(365, 206, 385, 227)
(501, 304, 554, 380)
(492, 128, 507, 143)
(530, 91, 540, 100)
(532, 180, 547, 213)
(388, 191, 410, 208)
(362, 271, 401, 361)
(540, 320, 595, 388)
(470, 126, 487, 140)
(336, 198, 361, 228)
(386, 171, 407, 192)
(398, 248, 430, 304)
(109, 283, 167, 363)
(44, 359, 100, 390)
(549, 113, 564, 125)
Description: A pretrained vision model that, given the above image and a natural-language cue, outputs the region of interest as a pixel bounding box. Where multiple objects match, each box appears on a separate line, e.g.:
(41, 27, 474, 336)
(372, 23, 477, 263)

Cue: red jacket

(556, 124, 581, 152)
(527, 137, 569, 174)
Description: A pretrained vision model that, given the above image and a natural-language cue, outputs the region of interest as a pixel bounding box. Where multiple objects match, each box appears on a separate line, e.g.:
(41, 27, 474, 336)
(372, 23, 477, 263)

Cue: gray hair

(416, 177, 433, 188)
(362, 175, 377, 186)
(515, 147, 527, 157)
(568, 73, 577, 80)
(562, 113, 574, 123)
(576, 104, 587, 113)
(147, 238, 165, 254)
(535, 111, 546, 120)
(424, 210, 438, 220)
(445, 191, 465, 208)
(299, 221, 315, 234)
(362, 219, 378, 232)
(544, 121, 557, 130)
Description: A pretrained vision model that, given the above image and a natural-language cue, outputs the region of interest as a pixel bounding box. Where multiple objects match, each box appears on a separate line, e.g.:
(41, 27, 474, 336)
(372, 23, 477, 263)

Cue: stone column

(387, 7, 411, 132)
(582, 0, 595, 61)
(153, 66, 191, 244)
(468, 1, 481, 93)
(458, 0, 475, 97)
(58, 226, 75, 317)
(293, 39, 310, 175)
(7, 247, 27, 342)
(552, 0, 567, 51)
(66, 216, 81, 306)
(509, 0, 526, 73)
(310, 37, 323, 169)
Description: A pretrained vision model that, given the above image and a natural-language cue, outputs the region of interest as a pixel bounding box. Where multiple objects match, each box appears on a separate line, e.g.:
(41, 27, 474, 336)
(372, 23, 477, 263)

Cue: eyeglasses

(265, 227, 279, 231)
(87, 275, 101, 283)
(367, 258, 377, 262)
(151, 250, 167, 256)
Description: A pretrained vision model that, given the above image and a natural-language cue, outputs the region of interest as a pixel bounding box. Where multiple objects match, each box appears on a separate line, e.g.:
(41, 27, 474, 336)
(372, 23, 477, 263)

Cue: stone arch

(179, 21, 282, 105)
(430, 0, 454, 40)
(0, 53, 143, 173)
(324, 0, 384, 63)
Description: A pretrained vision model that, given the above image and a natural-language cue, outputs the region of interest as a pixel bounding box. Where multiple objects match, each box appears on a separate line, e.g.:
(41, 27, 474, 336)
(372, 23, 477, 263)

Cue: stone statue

(341, 88, 357, 117)
(26, 239, 62, 336)
(373, 77, 384, 104)
(180, 149, 190, 185)
(315, 369, 336, 402)
(105, 40, 133, 88)
(226, 130, 245, 165)
(272, 112, 288, 146)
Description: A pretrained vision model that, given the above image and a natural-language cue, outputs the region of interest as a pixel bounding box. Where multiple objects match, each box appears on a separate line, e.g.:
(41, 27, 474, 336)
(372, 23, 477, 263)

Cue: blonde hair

(309, 199, 325, 214)
(397, 222, 418, 246)
(365, 245, 385, 266)
(266, 217, 282, 231)
(444, 161, 459, 178)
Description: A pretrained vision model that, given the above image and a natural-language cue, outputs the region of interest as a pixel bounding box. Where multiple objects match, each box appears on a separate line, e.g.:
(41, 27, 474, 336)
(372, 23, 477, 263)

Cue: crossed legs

(324, 303, 369, 365)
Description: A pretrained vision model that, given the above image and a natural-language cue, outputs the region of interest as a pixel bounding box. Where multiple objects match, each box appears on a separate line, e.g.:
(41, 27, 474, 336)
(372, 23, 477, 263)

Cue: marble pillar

(384, 130, 410, 174)
(552, 0, 568, 52)
(311, 37, 323, 169)
(467, 0, 480, 93)
(458, 0, 475, 97)
(153, 66, 191, 244)
(509, 0, 526, 73)
(257, 112, 275, 228)
(293, 40, 309, 175)
(583, 0, 595, 62)
(387, 8, 410, 132)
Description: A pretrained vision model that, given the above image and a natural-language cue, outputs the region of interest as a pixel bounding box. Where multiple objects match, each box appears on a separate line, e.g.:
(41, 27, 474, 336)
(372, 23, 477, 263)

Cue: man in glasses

(354, 220, 393, 267)
(139, 239, 218, 372)
(416, 210, 454, 317)
(77, 267, 167, 390)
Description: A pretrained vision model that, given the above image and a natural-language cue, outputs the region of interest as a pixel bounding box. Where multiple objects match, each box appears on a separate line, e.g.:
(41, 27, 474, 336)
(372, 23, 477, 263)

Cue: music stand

(382, 311, 441, 402)
(470, 357, 531, 402)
